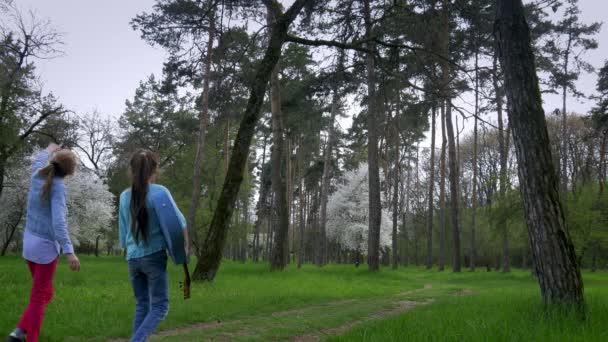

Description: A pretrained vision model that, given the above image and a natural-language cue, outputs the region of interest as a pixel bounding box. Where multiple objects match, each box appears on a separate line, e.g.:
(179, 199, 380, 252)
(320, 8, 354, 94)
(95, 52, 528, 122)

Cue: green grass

(0, 255, 422, 341)
(327, 271, 608, 342)
(0, 255, 607, 341)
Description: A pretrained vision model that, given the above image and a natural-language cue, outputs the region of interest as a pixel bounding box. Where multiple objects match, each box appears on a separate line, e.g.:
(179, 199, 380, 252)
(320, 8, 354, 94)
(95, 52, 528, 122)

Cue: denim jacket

(119, 184, 186, 260)
(23, 151, 74, 257)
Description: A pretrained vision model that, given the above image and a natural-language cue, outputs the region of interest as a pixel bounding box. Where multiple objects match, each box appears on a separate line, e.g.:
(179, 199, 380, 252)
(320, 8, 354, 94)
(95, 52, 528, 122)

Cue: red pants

(17, 257, 58, 342)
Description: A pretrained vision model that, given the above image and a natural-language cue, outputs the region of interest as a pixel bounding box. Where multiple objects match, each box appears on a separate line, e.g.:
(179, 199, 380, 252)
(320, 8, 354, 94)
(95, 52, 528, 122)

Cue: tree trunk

(392, 118, 400, 270)
(253, 135, 269, 263)
(1, 207, 23, 256)
(438, 102, 447, 271)
(192, 0, 308, 281)
(495, 0, 585, 309)
(494, 53, 510, 273)
(186, 12, 215, 256)
(445, 102, 461, 272)
(598, 132, 607, 198)
(0, 162, 5, 200)
(470, 48, 479, 272)
(318, 53, 344, 267)
(267, 5, 291, 272)
(440, 0, 460, 272)
(560, 35, 572, 194)
(224, 120, 231, 174)
(298, 176, 306, 268)
(591, 241, 599, 272)
(286, 138, 293, 266)
(363, 0, 382, 272)
(426, 107, 436, 269)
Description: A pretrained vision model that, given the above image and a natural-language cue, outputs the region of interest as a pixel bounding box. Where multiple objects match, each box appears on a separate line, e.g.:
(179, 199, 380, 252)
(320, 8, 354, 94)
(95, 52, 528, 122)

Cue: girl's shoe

(5, 335, 25, 342)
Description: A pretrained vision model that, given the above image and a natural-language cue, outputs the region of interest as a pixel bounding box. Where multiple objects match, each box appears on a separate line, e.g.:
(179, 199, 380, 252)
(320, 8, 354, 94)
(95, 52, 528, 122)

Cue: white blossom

(65, 166, 115, 246)
(326, 163, 392, 252)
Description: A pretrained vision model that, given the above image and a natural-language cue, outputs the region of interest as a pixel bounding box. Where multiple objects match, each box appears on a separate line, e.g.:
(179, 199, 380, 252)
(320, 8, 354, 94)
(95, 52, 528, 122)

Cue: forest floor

(1, 256, 607, 341)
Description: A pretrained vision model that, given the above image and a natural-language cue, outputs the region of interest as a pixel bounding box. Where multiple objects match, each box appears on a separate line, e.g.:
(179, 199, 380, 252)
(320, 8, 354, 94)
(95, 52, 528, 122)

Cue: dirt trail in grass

(290, 299, 435, 342)
(109, 283, 471, 342)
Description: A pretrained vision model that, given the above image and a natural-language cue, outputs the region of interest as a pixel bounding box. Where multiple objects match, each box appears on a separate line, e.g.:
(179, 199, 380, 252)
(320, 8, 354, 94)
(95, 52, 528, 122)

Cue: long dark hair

(129, 149, 159, 244)
(39, 150, 78, 200)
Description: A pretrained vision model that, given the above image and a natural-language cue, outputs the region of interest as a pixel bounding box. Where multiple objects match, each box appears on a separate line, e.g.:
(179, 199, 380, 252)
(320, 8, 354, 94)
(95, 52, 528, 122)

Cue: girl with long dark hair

(118, 149, 188, 342)
(6, 143, 80, 342)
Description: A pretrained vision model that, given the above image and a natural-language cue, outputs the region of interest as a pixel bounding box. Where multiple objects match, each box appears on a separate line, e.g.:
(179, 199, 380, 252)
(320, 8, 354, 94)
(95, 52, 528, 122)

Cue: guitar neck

(182, 263, 191, 300)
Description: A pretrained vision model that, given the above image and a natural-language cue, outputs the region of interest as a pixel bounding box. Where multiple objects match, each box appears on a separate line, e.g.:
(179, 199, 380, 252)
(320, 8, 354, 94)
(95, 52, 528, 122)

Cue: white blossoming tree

(326, 163, 393, 254)
(0, 151, 115, 254)
(0, 159, 30, 255)
(65, 166, 115, 247)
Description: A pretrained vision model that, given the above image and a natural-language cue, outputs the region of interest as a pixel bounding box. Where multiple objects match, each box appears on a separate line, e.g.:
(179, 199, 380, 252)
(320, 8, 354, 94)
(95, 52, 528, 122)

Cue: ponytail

(129, 149, 159, 244)
(39, 164, 56, 200)
(39, 151, 77, 200)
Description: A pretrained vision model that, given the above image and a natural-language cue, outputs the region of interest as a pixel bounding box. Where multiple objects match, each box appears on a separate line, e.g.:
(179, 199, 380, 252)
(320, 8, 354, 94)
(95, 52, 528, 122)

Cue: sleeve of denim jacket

(32, 150, 51, 175)
(166, 188, 187, 230)
(51, 180, 74, 254)
(119, 192, 128, 249)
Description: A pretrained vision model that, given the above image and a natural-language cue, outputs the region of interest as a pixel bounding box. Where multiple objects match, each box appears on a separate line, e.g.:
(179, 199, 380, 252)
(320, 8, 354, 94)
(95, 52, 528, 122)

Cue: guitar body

(150, 190, 191, 300)
(150, 190, 188, 265)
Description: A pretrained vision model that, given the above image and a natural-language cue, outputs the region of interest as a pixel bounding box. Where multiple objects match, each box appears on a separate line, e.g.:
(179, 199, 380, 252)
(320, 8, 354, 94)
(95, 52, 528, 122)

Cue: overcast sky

(17, 0, 167, 119)
(12, 0, 608, 146)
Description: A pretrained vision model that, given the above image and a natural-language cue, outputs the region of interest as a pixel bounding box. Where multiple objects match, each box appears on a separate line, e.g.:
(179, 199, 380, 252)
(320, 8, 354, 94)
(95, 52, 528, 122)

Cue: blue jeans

(127, 250, 169, 342)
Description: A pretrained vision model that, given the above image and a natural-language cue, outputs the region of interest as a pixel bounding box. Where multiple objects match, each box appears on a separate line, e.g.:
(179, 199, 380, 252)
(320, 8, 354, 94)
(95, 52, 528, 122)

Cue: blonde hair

(38, 149, 78, 199)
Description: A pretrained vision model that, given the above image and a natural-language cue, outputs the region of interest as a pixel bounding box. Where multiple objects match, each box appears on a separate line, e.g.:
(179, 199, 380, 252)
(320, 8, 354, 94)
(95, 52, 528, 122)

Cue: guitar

(182, 263, 191, 299)
(151, 190, 191, 300)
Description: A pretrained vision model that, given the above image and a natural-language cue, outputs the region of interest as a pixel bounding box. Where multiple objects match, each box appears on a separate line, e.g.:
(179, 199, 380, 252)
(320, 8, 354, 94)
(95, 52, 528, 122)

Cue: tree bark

(560, 33, 573, 194)
(392, 118, 400, 270)
(445, 103, 461, 272)
(426, 107, 436, 269)
(470, 48, 479, 272)
(318, 52, 344, 267)
(268, 4, 290, 272)
(298, 175, 306, 268)
(439, 0, 460, 272)
(186, 12, 215, 256)
(362, 0, 382, 272)
(494, 53, 511, 273)
(438, 102, 447, 271)
(495, 0, 585, 309)
(192, 0, 308, 281)
(253, 135, 269, 262)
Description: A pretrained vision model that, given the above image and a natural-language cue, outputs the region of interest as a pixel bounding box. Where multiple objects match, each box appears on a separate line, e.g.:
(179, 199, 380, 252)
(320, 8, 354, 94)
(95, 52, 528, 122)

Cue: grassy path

(144, 284, 447, 341)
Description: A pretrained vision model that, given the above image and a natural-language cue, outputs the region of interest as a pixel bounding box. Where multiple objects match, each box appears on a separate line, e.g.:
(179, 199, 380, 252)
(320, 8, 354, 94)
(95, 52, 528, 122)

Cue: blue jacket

(119, 184, 186, 260)
(24, 150, 74, 256)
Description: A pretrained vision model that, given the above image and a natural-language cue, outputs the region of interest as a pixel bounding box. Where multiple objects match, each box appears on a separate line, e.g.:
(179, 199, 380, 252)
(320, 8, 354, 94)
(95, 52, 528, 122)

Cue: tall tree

(192, 0, 309, 281)
(132, 0, 224, 253)
(268, 5, 290, 271)
(0, 5, 66, 198)
(492, 53, 511, 272)
(73, 112, 115, 179)
(495, 0, 584, 310)
(440, 0, 461, 272)
(438, 102, 447, 271)
(362, 0, 382, 272)
(187, 11, 216, 256)
(318, 51, 345, 267)
(543, 0, 601, 193)
(425, 106, 436, 269)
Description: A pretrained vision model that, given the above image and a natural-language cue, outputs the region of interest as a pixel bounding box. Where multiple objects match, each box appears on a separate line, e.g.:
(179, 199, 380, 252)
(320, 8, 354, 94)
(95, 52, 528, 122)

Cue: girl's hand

(47, 143, 61, 154)
(66, 253, 80, 271)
